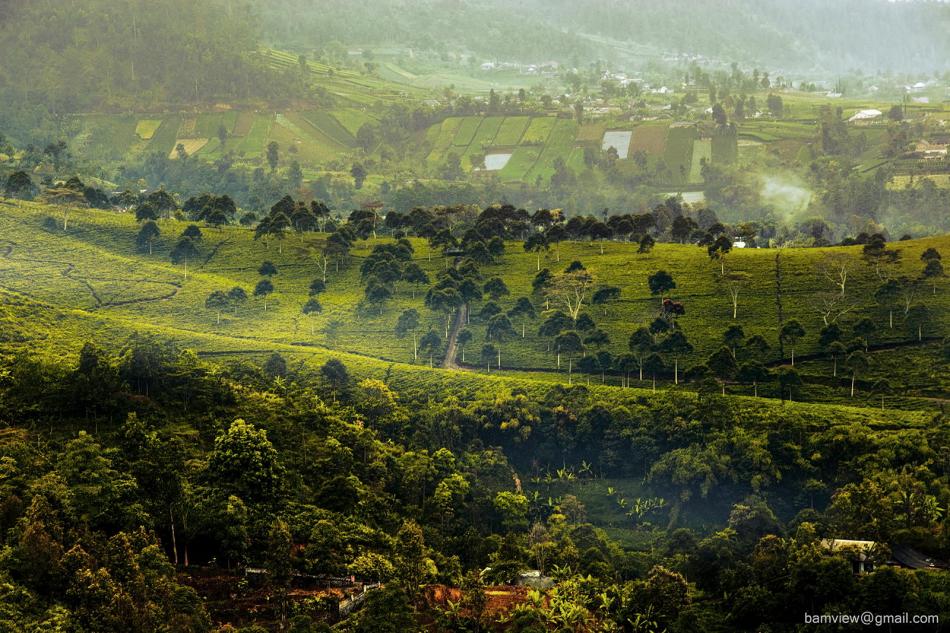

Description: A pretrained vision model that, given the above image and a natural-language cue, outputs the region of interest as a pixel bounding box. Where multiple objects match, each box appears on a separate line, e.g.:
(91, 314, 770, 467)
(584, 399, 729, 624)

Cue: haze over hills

(256, 0, 950, 73)
(3, 1, 950, 631)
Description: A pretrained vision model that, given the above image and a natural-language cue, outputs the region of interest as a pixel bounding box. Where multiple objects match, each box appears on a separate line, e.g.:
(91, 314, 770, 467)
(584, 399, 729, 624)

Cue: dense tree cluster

(1, 339, 949, 630)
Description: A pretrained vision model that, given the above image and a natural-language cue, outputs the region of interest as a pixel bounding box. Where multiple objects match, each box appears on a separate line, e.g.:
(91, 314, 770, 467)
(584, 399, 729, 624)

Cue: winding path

(441, 304, 469, 370)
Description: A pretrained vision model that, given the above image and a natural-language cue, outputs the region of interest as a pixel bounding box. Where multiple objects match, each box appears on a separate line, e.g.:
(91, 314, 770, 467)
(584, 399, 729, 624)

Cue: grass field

(2, 198, 943, 431)
(1, 200, 947, 412)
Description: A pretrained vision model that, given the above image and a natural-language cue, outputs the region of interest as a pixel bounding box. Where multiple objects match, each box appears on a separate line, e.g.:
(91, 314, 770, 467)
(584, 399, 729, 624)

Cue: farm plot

(232, 115, 272, 158)
(462, 117, 505, 168)
(524, 119, 578, 182)
(233, 111, 257, 137)
(629, 122, 669, 155)
(567, 147, 588, 173)
(169, 139, 209, 159)
(498, 146, 542, 182)
(711, 131, 738, 164)
(135, 120, 163, 141)
(663, 124, 697, 186)
(494, 117, 531, 146)
(426, 118, 463, 164)
(521, 117, 556, 145)
(146, 117, 182, 155)
(452, 117, 482, 147)
(301, 110, 357, 147)
(577, 122, 607, 144)
(177, 117, 198, 138)
(466, 117, 504, 151)
(195, 112, 238, 138)
(331, 109, 378, 136)
(689, 138, 712, 184)
(271, 114, 347, 164)
(602, 130, 632, 159)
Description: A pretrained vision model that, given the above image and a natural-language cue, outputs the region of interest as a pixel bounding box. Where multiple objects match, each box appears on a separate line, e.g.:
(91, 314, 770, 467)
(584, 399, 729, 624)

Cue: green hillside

(1, 200, 946, 410)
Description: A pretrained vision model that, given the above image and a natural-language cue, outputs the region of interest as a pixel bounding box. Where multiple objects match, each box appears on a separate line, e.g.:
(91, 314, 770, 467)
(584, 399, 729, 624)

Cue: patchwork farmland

(72, 109, 366, 169)
(423, 115, 737, 186)
(70, 105, 738, 187)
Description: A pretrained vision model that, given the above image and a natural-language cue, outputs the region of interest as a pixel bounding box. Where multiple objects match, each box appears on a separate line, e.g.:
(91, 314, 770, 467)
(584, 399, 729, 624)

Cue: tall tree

(648, 271, 676, 306)
(254, 279, 274, 311)
(780, 320, 805, 365)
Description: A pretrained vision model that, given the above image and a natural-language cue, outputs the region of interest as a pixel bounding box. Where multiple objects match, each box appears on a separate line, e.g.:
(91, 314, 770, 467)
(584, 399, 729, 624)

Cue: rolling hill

(1, 199, 946, 411)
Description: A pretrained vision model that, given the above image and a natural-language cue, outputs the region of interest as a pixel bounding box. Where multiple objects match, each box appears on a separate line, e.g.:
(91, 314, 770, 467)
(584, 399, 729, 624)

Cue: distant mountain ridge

(257, 0, 950, 74)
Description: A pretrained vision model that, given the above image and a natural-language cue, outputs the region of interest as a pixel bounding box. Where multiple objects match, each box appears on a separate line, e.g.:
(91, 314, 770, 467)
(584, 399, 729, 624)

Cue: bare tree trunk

(170, 507, 178, 566)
